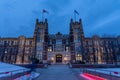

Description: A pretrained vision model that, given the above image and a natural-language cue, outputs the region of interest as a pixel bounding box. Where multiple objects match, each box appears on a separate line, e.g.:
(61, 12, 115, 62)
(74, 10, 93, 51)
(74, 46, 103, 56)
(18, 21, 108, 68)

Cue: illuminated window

(48, 46, 52, 52)
(76, 54, 82, 61)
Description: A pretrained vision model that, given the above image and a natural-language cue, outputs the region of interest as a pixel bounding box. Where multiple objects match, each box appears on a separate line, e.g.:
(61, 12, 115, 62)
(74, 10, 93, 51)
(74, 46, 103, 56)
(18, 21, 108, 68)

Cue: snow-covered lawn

(0, 62, 40, 80)
(86, 68, 120, 77)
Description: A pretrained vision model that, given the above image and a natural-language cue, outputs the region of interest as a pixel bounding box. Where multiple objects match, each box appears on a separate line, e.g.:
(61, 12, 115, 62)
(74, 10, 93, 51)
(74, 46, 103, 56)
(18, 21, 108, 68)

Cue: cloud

(0, 0, 120, 37)
(91, 10, 120, 30)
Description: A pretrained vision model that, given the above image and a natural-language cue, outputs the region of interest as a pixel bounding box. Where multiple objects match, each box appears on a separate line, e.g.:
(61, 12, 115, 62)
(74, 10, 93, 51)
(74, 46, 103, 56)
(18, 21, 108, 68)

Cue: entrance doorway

(56, 54, 62, 63)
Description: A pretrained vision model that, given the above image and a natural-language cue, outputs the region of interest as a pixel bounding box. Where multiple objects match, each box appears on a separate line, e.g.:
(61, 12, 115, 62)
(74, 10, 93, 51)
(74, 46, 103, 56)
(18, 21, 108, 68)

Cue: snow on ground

(0, 62, 30, 78)
(0, 62, 40, 80)
(14, 72, 40, 80)
(0, 62, 28, 73)
(86, 68, 120, 77)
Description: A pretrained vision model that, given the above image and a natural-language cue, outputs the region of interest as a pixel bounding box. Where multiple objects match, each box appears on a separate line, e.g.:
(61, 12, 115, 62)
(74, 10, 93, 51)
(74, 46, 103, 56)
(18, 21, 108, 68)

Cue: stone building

(0, 18, 120, 64)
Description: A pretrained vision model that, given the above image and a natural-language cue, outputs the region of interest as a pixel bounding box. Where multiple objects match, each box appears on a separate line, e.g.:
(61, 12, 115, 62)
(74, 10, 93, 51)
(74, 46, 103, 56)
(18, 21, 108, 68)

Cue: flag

(43, 9, 49, 14)
(74, 10, 79, 15)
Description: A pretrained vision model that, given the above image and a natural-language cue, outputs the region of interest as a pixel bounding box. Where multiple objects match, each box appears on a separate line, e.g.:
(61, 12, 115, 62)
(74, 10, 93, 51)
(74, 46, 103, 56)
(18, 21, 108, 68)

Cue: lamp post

(4, 50, 7, 63)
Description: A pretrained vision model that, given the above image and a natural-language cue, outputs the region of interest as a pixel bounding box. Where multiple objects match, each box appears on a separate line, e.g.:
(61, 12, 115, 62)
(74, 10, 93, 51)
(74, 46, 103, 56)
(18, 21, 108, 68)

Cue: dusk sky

(0, 0, 120, 37)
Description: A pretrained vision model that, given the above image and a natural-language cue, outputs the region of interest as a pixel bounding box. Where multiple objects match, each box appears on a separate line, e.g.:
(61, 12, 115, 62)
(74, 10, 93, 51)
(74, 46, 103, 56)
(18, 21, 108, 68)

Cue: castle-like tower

(34, 19, 48, 63)
(69, 19, 84, 62)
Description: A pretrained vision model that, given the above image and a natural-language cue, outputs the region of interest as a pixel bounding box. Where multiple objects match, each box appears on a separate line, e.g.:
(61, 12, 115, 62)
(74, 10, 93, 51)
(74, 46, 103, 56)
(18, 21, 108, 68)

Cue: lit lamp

(64, 57, 67, 61)
(5, 51, 7, 54)
(64, 57, 67, 64)
(49, 49, 52, 52)
(48, 49, 50, 51)
(77, 54, 81, 61)
(51, 57, 54, 61)
(48, 48, 52, 52)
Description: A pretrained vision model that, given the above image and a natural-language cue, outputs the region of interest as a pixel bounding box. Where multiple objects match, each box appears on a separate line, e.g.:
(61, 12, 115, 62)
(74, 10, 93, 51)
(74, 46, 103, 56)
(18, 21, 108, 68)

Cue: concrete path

(34, 65, 86, 80)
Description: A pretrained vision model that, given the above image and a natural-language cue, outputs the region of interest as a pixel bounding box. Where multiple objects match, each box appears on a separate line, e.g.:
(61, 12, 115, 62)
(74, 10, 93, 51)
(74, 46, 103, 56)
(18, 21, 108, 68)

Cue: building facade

(0, 18, 120, 64)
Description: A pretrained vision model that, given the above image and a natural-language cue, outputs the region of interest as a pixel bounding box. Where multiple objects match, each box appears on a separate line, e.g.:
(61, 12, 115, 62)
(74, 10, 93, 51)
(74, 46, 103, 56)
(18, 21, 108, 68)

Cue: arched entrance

(56, 54, 62, 63)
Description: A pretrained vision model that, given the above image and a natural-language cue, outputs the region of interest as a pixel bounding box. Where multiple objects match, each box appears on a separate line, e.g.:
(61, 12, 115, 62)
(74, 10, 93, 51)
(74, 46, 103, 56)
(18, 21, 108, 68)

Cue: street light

(4, 50, 7, 63)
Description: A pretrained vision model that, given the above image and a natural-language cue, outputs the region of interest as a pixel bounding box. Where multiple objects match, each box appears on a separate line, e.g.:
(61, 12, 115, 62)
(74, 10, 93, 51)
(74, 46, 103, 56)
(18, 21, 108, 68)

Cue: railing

(0, 68, 30, 80)
(82, 68, 120, 80)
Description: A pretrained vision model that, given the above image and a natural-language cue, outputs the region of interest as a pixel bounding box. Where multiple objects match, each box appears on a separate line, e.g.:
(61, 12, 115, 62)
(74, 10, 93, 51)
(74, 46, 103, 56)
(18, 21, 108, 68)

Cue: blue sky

(0, 0, 120, 37)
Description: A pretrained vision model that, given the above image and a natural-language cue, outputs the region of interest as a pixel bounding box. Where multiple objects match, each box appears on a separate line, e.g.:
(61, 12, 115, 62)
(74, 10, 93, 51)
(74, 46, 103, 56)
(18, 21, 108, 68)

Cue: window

(76, 54, 82, 61)
(66, 40, 69, 44)
(29, 41, 32, 45)
(118, 40, 120, 44)
(88, 40, 92, 45)
(20, 40, 24, 45)
(37, 36, 40, 42)
(36, 53, 42, 60)
(0, 40, 3, 45)
(26, 40, 29, 45)
(89, 47, 93, 53)
(74, 28, 80, 34)
(37, 46, 43, 51)
(49, 39, 52, 44)
(13, 41, 17, 45)
(94, 41, 99, 46)
(86, 41, 88, 45)
(74, 35, 81, 42)
(100, 41, 103, 45)
(29, 48, 32, 53)
(56, 39, 62, 44)
(11, 41, 14, 45)
(25, 48, 29, 53)
(38, 28, 43, 33)
(48, 46, 52, 52)
(37, 35, 44, 42)
(4, 41, 7, 45)
(65, 47, 69, 52)
(37, 28, 44, 42)
(54, 45, 63, 51)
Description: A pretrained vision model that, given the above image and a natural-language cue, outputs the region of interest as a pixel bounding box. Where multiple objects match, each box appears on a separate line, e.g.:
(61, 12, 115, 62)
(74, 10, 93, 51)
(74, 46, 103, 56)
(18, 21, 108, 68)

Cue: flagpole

(74, 10, 79, 22)
(42, 11, 44, 22)
(74, 11, 76, 22)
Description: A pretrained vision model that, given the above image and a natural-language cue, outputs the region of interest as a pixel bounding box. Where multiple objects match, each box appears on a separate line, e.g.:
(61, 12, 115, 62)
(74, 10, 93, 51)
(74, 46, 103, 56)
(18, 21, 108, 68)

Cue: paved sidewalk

(34, 65, 86, 80)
